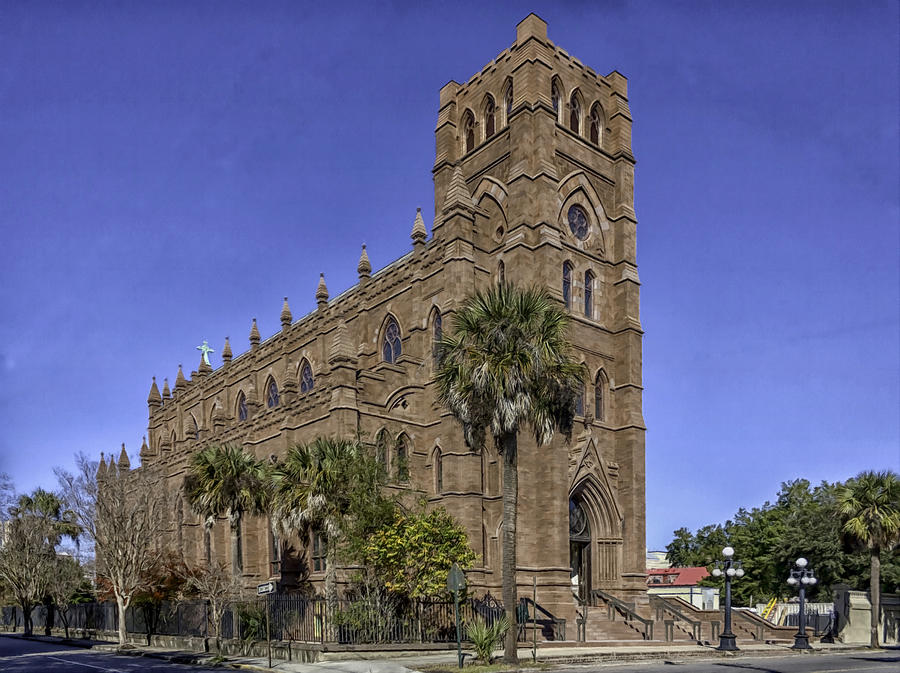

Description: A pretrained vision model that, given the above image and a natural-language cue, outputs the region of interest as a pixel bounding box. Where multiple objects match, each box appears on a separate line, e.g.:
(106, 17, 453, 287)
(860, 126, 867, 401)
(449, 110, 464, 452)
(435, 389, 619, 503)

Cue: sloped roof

(647, 567, 709, 586)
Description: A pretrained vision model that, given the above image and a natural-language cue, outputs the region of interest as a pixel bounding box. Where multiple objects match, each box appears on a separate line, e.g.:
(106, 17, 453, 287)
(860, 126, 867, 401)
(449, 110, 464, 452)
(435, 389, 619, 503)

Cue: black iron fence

(0, 593, 550, 645)
(782, 606, 834, 637)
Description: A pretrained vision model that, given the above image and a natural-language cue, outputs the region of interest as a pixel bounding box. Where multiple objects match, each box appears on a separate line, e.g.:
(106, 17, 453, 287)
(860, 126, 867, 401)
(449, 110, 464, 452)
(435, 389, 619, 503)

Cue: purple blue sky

(1, 1, 897, 551)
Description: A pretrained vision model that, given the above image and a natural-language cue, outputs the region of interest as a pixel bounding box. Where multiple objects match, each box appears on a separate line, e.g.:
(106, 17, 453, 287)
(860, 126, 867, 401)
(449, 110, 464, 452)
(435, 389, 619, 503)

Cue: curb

(4, 633, 879, 673)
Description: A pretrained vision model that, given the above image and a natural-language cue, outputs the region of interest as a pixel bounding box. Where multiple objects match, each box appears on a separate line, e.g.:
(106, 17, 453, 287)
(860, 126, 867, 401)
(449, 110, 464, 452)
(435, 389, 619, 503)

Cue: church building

(113, 14, 646, 620)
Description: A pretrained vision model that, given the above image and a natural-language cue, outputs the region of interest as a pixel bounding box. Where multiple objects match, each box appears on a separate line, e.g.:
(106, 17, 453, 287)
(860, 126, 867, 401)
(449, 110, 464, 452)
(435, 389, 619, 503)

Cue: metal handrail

(649, 596, 701, 641)
(517, 597, 566, 641)
(590, 589, 653, 640)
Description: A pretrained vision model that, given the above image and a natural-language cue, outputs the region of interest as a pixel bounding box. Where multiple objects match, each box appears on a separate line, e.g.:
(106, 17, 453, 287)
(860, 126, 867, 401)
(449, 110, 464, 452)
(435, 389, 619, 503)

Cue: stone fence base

(833, 586, 899, 646)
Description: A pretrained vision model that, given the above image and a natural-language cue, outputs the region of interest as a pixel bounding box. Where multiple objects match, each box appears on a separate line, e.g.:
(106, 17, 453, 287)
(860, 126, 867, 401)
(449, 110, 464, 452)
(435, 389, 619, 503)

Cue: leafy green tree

(270, 437, 385, 611)
(665, 528, 698, 567)
(183, 444, 270, 578)
(667, 477, 900, 611)
(434, 283, 582, 663)
(837, 470, 900, 648)
(359, 504, 476, 600)
(10, 488, 80, 548)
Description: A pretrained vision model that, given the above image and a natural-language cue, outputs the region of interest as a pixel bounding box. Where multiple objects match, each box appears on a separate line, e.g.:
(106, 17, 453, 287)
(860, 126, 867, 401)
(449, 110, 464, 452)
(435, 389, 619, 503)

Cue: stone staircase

(573, 592, 708, 644)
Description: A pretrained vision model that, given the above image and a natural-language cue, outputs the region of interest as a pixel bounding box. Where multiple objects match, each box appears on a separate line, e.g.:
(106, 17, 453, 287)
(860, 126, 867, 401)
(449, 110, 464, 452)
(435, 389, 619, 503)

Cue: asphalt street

(0, 634, 224, 672)
(2, 635, 898, 673)
(556, 651, 900, 673)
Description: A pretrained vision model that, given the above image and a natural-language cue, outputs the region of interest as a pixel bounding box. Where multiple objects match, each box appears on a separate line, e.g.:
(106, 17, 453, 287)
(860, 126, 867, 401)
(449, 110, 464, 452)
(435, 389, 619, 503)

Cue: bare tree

(184, 561, 243, 651)
(54, 453, 98, 565)
(96, 464, 167, 646)
(58, 453, 167, 647)
(46, 554, 89, 640)
(0, 518, 54, 635)
(0, 471, 14, 517)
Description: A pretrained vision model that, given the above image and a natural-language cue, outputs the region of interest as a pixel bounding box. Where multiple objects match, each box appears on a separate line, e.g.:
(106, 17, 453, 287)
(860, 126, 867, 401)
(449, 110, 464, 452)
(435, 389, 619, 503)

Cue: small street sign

(447, 563, 466, 668)
(257, 581, 275, 596)
(446, 563, 467, 593)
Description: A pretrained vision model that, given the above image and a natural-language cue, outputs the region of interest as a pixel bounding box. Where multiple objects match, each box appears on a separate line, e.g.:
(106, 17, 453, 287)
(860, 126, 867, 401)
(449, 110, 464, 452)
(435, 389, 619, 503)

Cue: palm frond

(434, 283, 582, 452)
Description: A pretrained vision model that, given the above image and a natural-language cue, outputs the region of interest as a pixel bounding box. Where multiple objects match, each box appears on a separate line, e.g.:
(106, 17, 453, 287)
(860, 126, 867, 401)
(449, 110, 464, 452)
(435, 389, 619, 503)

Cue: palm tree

(11, 488, 80, 547)
(434, 283, 582, 663)
(183, 444, 269, 578)
(270, 437, 375, 612)
(836, 470, 900, 648)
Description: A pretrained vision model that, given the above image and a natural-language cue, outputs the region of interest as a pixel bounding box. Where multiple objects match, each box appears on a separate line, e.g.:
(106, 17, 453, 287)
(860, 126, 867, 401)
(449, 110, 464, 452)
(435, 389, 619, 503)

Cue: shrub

(465, 614, 509, 663)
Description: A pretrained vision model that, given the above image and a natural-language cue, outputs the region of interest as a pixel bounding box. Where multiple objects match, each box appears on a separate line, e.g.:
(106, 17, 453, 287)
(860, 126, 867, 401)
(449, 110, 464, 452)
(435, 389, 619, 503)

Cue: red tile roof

(646, 567, 709, 586)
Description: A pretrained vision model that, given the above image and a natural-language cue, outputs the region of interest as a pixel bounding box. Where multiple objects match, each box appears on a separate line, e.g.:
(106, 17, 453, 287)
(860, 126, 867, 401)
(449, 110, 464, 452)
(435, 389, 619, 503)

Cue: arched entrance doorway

(569, 498, 591, 601)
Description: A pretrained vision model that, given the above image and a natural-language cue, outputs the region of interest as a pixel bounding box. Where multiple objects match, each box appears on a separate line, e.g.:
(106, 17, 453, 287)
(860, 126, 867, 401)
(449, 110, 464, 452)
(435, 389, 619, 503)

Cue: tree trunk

(204, 526, 212, 567)
(44, 598, 53, 636)
(115, 591, 128, 647)
(20, 599, 32, 636)
(230, 511, 242, 578)
(500, 432, 518, 664)
(870, 547, 880, 648)
(325, 539, 338, 642)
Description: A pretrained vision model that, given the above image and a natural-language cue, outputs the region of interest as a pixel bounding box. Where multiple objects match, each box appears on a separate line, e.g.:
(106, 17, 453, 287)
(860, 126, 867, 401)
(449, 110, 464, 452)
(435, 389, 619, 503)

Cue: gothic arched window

(463, 111, 475, 153)
(575, 381, 584, 417)
(382, 317, 402, 363)
(504, 82, 513, 123)
(434, 448, 443, 493)
(266, 377, 279, 408)
(484, 96, 495, 139)
(237, 392, 248, 421)
(432, 310, 442, 365)
(563, 262, 573, 309)
(551, 80, 561, 120)
(395, 435, 410, 483)
(584, 270, 594, 318)
(191, 415, 199, 441)
(590, 104, 602, 145)
(299, 361, 314, 394)
(595, 371, 606, 422)
(375, 430, 388, 470)
(498, 260, 505, 285)
(570, 92, 581, 134)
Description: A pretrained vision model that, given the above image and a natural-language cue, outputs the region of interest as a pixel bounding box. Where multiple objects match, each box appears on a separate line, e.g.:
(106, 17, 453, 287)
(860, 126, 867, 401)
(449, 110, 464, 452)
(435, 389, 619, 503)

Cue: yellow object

(762, 597, 777, 620)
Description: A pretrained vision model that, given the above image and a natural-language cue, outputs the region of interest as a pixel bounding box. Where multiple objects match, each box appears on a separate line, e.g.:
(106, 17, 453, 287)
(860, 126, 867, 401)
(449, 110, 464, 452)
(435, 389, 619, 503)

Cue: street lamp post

(712, 546, 745, 651)
(787, 557, 817, 650)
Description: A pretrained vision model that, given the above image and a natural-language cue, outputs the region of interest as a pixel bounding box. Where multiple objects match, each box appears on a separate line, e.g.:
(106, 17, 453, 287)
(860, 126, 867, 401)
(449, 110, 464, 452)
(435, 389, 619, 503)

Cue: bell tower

(431, 13, 646, 607)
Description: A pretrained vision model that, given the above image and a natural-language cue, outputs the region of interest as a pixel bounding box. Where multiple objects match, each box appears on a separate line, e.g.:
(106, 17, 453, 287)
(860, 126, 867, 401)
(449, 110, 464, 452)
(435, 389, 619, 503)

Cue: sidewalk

(14, 633, 874, 673)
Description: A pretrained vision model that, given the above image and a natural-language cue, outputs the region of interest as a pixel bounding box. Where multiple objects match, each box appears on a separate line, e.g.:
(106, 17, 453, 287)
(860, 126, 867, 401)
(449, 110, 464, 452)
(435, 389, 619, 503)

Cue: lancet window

(266, 378, 279, 408)
(563, 262, 573, 309)
(595, 371, 606, 422)
(434, 448, 443, 493)
(237, 392, 248, 421)
(463, 111, 475, 153)
(570, 92, 581, 134)
(299, 361, 314, 394)
(584, 270, 594, 318)
(395, 435, 410, 483)
(551, 80, 561, 121)
(432, 311, 442, 365)
(382, 317, 402, 363)
(504, 82, 513, 122)
(484, 96, 495, 139)
(590, 104, 602, 145)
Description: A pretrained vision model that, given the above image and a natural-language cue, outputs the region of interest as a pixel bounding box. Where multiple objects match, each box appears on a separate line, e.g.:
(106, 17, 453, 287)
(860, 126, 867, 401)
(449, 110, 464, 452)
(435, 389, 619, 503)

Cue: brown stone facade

(131, 15, 646, 620)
